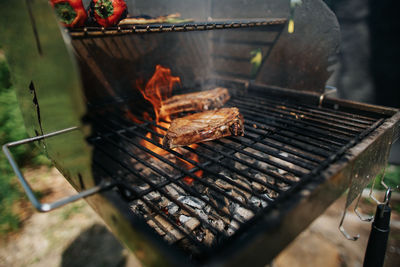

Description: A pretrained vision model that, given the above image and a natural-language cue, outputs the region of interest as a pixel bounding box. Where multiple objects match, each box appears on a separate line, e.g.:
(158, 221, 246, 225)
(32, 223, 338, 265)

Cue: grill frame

(81, 82, 400, 266)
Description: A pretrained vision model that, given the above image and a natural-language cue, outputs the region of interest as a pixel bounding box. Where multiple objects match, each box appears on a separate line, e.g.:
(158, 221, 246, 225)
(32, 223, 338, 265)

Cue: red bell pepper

(50, 0, 87, 28)
(88, 0, 127, 28)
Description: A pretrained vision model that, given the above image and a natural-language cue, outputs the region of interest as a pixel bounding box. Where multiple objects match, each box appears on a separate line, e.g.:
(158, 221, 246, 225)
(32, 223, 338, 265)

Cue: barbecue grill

(1, 0, 399, 266)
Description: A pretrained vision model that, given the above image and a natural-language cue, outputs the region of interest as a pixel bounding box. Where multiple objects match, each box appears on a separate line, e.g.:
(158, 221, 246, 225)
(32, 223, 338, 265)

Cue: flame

(128, 65, 203, 185)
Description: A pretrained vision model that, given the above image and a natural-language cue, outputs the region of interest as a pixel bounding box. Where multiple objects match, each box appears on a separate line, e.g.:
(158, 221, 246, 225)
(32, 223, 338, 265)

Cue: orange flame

(129, 65, 203, 185)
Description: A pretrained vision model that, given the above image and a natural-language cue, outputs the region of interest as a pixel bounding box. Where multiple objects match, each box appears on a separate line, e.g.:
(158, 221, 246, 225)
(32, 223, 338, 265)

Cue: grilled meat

(159, 87, 230, 119)
(163, 107, 244, 149)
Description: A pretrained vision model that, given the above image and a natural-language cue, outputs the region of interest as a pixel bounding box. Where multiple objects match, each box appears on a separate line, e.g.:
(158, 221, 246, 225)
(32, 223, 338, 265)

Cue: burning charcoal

(166, 202, 179, 215)
(277, 169, 288, 175)
(233, 206, 254, 222)
(194, 228, 206, 242)
(234, 161, 248, 171)
(179, 214, 191, 224)
(268, 153, 300, 173)
(255, 173, 275, 185)
(203, 229, 215, 246)
(204, 205, 212, 214)
(234, 151, 256, 164)
(215, 179, 233, 191)
(147, 218, 167, 237)
(179, 215, 200, 231)
(283, 173, 300, 182)
(196, 209, 208, 222)
(231, 179, 252, 199)
(251, 181, 264, 192)
(138, 183, 150, 192)
(158, 196, 170, 208)
(147, 215, 184, 243)
(264, 190, 278, 200)
(144, 191, 161, 201)
(165, 184, 186, 198)
(178, 196, 206, 210)
(250, 196, 268, 208)
(219, 170, 234, 179)
(130, 200, 150, 217)
(277, 182, 290, 191)
(206, 189, 230, 215)
(227, 219, 240, 236)
(257, 161, 271, 172)
(208, 217, 225, 232)
(192, 183, 207, 195)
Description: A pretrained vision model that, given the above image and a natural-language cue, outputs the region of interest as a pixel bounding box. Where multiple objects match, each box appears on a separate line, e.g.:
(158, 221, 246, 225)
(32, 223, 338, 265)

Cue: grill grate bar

(243, 95, 371, 129)
(224, 135, 319, 170)
(242, 117, 338, 154)
(239, 125, 324, 163)
(202, 139, 308, 175)
(231, 101, 354, 144)
(248, 89, 377, 124)
(235, 97, 367, 133)
(240, 110, 347, 148)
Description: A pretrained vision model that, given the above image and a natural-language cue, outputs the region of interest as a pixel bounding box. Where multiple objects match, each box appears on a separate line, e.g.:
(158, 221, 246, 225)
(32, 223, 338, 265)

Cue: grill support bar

(2, 127, 113, 212)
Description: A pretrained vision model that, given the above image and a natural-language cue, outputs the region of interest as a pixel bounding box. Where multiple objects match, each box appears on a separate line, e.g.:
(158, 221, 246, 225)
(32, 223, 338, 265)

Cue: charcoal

(166, 183, 186, 198)
(216, 179, 233, 190)
(144, 191, 161, 201)
(196, 209, 208, 221)
(166, 202, 179, 215)
(179, 215, 200, 231)
(203, 229, 215, 246)
(147, 215, 184, 243)
(178, 196, 206, 209)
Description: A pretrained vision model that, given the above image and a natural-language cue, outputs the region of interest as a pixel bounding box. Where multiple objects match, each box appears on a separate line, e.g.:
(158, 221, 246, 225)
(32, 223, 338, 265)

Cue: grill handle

(363, 190, 392, 267)
(2, 127, 113, 212)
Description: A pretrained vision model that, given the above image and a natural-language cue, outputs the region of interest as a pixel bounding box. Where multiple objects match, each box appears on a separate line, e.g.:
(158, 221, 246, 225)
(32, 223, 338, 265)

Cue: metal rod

(2, 127, 112, 212)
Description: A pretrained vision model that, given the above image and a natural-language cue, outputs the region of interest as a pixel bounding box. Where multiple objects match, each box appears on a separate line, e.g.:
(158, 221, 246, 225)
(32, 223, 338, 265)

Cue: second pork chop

(163, 107, 244, 149)
(159, 87, 230, 119)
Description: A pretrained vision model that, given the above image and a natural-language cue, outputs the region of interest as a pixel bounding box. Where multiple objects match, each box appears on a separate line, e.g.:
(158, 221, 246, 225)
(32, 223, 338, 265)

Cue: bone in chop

(163, 107, 244, 149)
(160, 87, 230, 119)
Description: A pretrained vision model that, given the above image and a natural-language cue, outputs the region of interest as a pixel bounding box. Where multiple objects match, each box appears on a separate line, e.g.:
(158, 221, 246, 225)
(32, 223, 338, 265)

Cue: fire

(129, 65, 203, 185)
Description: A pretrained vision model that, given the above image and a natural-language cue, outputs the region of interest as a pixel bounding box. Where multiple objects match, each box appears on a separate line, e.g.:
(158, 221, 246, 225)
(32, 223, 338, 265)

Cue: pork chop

(163, 107, 244, 149)
(159, 87, 230, 119)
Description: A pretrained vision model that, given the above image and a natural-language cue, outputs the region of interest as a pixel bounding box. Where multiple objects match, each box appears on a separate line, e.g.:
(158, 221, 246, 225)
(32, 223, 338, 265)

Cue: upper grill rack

(87, 90, 384, 261)
(68, 18, 286, 38)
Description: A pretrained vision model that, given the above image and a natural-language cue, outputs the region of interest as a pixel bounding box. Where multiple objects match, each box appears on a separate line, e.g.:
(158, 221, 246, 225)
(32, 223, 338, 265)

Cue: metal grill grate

(68, 18, 286, 38)
(86, 89, 384, 259)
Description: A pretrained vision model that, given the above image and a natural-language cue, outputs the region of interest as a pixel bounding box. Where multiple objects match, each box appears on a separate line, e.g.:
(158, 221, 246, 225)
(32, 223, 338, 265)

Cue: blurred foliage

(368, 165, 400, 191)
(0, 52, 50, 235)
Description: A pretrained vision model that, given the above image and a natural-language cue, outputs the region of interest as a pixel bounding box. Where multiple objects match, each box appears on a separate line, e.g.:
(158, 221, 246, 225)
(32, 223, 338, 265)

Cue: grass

(0, 52, 51, 235)
(61, 201, 85, 220)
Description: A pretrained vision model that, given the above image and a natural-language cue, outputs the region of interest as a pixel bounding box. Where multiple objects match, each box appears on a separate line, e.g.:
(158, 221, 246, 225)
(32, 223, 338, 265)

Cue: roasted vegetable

(88, 0, 127, 27)
(50, 0, 87, 28)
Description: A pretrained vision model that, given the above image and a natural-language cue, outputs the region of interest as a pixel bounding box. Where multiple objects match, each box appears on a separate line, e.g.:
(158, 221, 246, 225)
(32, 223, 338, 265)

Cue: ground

(0, 167, 399, 267)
